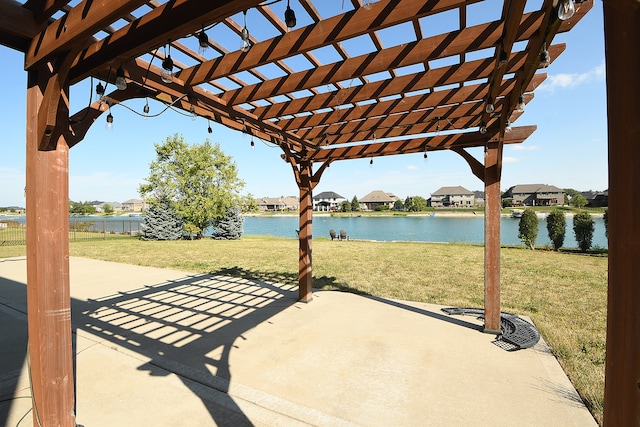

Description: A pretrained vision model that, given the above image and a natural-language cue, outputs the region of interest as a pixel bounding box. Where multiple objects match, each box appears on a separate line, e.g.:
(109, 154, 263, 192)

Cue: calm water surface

(243, 215, 608, 249)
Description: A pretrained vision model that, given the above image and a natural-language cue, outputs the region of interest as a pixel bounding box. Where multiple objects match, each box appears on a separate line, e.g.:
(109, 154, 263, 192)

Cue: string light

(363, 0, 375, 10)
(485, 97, 495, 114)
(207, 117, 213, 134)
(95, 82, 105, 100)
(161, 43, 174, 84)
(189, 105, 197, 121)
(105, 108, 114, 131)
(540, 42, 551, 67)
(241, 11, 251, 52)
(285, 0, 296, 29)
(369, 157, 373, 167)
(515, 94, 525, 113)
(198, 27, 209, 55)
(505, 119, 512, 133)
(143, 98, 150, 114)
(479, 122, 487, 134)
(557, 0, 575, 20)
(115, 65, 127, 90)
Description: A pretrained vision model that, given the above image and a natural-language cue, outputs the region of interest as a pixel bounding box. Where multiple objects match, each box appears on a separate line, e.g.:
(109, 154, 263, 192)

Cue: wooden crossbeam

(308, 125, 536, 161)
(0, 0, 40, 51)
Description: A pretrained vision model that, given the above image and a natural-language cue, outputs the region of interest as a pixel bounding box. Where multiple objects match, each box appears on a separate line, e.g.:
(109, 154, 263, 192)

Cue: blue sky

(0, 2, 607, 207)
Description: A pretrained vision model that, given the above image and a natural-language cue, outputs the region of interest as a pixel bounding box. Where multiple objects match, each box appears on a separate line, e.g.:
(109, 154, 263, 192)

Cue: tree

(404, 197, 415, 212)
(518, 208, 538, 250)
(571, 194, 588, 209)
(564, 188, 581, 205)
(340, 201, 351, 212)
(103, 204, 114, 215)
(351, 196, 360, 212)
(394, 200, 404, 211)
(69, 201, 96, 215)
(141, 195, 184, 240)
(573, 211, 595, 252)
(546, 210, 566, 250)
(139, 134, 245, 239)
(603, 208, 608, 239)
(502, 198, 513, 208)
(412, 196, 428, 212)
(213, 205, 244, 240)
(241, 193, 259, 213)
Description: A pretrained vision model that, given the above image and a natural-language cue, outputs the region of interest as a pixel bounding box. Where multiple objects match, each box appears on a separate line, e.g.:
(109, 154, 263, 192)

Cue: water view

(243, 214, 608, 249)
(0, 214, 608, 249)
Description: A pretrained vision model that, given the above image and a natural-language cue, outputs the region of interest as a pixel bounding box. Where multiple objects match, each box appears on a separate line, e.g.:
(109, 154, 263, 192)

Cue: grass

(0, 236, 607, 424)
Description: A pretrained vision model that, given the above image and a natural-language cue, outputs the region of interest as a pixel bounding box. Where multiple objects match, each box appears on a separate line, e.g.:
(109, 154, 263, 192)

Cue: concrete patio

(0, 256, 596, 426)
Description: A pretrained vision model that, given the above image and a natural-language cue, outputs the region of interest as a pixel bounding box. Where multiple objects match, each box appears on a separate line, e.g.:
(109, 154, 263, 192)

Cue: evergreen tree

(141, 196, 184, 240)
(546, 210, 566, 250)
(213, 205, 244, 240)
(518, 208, 538, 250)
(340, 201, 351, 212)
(351, 196, 360, 211)
(573, 211, 595, 252)
(603, 208, 608, 239)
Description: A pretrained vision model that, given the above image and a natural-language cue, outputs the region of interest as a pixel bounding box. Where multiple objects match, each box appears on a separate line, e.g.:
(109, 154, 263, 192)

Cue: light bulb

(369, 158, 373, 168)
(189, 105, 197, 121)
(241, 27, 251, 52)
(423, 151, 428, 162)
(558, 0, 575, 20)
(143, 100, 150, 114)
(115, 66, 127, 90)
(96, 82, 105, 100)
(198, 30, 209, 56)
(479, 123, 487, 134)
(516, 95, 525, 113)
(105, 112, 113, 131)
(505, 120, 512, 133)
(250, 137, 255, 151)
(540, 46, 551, 68)
(161, 56, 174, 84)
(363, 0, 375, 10)
(485, 99, 495, 114)
(285, 2, 296, 29)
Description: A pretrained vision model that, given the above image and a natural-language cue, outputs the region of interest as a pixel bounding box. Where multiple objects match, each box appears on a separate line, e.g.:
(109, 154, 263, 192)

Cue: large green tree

(573, 211, 595, 252)
(139, 134, 245, 239)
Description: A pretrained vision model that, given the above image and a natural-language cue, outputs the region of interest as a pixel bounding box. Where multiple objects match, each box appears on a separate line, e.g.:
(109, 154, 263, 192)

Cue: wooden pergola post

(603, 0, 640, 424)
(297, 160, 314, 302)
(483, 140, 503, 333)
(25, 64, 76, 426)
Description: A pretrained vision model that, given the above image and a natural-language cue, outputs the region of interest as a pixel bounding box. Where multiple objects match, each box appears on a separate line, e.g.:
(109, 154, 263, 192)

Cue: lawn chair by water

(339, 229, 348, 241)
(329, 229, 336, 240)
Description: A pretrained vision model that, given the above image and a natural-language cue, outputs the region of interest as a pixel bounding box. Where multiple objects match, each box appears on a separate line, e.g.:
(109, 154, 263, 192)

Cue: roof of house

(313, 191, 345, 200)
(122, 199, 144, 204)
(431, 186, 474, 196)
(508, 184, 564, 194)
(360, 190, 398, 203)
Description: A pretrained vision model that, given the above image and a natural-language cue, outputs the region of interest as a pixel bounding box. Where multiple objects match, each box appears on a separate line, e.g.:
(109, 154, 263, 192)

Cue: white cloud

(539, 61, 606, 92)
(503, 156, 519, 163)
(510, 145, 538, 151)
(406, 165, 419, 170)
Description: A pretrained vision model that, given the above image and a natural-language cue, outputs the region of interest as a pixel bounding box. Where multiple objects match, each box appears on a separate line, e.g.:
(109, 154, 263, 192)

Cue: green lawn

(0, 236, 607, 424)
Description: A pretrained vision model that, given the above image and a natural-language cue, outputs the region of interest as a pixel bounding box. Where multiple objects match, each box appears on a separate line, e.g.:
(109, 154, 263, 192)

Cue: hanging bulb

(285, 0, 296, 29)
(189, 105, 197, 121)
(485, 98, 495, 114)
(516, 94, 525, 113)
(540, 43, 551, 68)
(198, 28, 209, 56)
(369, 157, 373, 168)
(115, 65, 127, 90)
(96, 82, 105, 100)
(363, 0, 375, 10)
(435, 118, 441, 135)
(479, 123, 487, 134)
(143, 99, 150, 115)
(250, 136, 255, 151)
(505, 120, 512, 133)
(105, 111, 114, 131)
(423, 151, 428, 162)
(557, 0, 575, 20)
(207, 118, 213, 134)
(498, 48, 508, 66)
(161, 56, 174, 83)
(241, 11, 251, 52)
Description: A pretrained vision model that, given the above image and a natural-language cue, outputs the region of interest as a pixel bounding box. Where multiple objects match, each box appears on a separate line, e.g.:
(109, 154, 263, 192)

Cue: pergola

(0, 0, 638, 425)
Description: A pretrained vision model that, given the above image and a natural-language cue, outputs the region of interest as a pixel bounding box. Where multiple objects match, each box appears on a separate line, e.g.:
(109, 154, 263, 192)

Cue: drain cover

(442, 307, 540, 350)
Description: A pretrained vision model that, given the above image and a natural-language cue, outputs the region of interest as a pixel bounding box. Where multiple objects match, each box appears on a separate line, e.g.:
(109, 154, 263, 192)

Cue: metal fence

(0, 217, 142, 246)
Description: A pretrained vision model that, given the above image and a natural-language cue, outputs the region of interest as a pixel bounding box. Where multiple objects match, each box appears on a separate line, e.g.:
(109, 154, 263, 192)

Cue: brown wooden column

(298, 160, 314, 302)
(483, 141, 503, 333)
(26, 65, 76, 426)
(603, 1, 640, 424)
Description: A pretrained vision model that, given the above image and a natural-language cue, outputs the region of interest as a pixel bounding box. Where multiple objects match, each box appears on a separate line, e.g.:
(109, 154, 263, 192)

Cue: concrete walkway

(0, 256, 596, 426)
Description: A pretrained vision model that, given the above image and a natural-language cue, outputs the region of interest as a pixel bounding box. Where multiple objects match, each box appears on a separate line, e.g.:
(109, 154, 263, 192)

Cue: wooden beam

(25, 0, 150, 69)
(297, 160, 314, 302)
(0, 0, 40, 50)
(178, 0, 477, 86)
(68, 0, 262, 84)
(603, 0, 640, 424)
(483, 139, 503, 333)
(23, 0, 68, 22)
(309, 125, 535, 162)
(26, 66, 76, 427)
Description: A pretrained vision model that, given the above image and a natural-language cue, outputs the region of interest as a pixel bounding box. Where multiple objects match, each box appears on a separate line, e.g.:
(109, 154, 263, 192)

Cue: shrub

(141, 196, 184, 240)
(546, 210, 566, 250)
(518, 208, 538, 250)
(603, 208, 608, 239)
(573, 211, 595, 252)
(213, 206, 244, 240)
